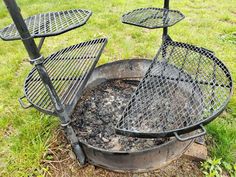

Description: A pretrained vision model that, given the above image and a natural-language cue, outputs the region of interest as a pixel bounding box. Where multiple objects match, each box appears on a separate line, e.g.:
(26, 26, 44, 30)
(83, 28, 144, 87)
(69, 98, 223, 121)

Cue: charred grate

(115, 39, 233, 138)
(24, 38, 107, 115)
(122, 8, 184, 29)
(0, 9, 92, 41)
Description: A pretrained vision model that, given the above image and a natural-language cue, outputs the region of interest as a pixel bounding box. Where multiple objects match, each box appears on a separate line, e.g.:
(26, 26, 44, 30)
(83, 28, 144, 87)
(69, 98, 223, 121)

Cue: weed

(201, 158, 236, 177)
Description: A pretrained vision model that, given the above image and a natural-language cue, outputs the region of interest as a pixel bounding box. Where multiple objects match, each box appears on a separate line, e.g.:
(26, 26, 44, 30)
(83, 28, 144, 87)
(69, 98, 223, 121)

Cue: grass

(0, 0, 235, 176)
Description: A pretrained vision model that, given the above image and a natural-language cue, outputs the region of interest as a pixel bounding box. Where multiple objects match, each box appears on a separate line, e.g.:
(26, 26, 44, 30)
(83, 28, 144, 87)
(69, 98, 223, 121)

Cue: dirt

(71, 79, 168, 151)
(41, 130, 204, 177)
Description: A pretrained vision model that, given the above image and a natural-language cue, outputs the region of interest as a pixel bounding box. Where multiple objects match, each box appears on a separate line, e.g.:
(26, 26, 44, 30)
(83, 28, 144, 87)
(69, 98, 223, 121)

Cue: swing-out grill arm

(115, 39, 233, 139)
(163, 0, 169, 38)
(3, 0, 86, 164)
(4, 0, 66, 121)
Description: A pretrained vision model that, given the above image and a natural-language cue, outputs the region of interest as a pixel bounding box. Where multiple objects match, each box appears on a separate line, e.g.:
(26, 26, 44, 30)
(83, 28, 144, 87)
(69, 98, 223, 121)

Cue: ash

(71, 80, 168, 151)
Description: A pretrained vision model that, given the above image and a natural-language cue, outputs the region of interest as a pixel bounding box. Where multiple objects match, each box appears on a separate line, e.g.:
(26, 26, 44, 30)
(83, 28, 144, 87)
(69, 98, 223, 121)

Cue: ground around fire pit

(42, 130, 203, 177)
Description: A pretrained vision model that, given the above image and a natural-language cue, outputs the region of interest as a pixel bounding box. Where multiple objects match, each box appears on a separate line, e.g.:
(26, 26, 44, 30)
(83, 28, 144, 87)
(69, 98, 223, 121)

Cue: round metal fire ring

(74, 59, 194, 172)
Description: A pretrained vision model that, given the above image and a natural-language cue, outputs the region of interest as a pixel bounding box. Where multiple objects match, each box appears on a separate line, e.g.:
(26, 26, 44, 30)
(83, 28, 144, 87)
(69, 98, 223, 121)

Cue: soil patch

(41, 130, 203, 177)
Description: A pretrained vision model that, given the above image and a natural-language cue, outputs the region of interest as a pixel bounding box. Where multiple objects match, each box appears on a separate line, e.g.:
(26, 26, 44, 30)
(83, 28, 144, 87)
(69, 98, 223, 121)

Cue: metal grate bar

(64, 39, 103, 103)
(122, 8, 184, 29)
(115, 39, 232, 138)
(25, 45, 74, 100)
(26, 39, 101, 108)
(211, 62, 217, 112)
(23, 38, 107, 115)
(0, 9, 92, 41)
(36, 44, 82, 108)
(38, 41, 93, 109)
(62, 43, 96, 102)
(177, 47, 189, 81)
(148, 75, 230, 88)
(25, 39, 104, 111)
(31, 42, 90, 108)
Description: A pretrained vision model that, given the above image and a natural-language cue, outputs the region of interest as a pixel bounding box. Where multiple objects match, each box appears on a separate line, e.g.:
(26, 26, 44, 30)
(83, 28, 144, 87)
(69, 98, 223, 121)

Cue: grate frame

(122, 7, 185, 29)
(0, 9, 92, 41)
(115, 38, 233, 138)
(23, 38, 107, 116)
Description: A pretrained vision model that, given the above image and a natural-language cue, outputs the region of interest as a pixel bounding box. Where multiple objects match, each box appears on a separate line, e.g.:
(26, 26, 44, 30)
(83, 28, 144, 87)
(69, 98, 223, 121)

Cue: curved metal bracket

(29, 55, 44, 65)
(174, 124, 206, 142)
(18, 96, 32, 109)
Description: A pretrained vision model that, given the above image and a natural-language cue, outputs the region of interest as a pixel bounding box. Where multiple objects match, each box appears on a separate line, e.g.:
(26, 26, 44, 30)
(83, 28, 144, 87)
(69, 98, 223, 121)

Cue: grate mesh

(115, 39, 232, 138)
(24, 38, 107, 115)
(0, 9, 92, 41)
(122, 8, 184, 29)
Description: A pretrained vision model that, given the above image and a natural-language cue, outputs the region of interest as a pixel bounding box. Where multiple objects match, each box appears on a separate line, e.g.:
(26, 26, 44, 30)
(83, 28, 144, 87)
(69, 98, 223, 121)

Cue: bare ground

(41, 130, 203, 177)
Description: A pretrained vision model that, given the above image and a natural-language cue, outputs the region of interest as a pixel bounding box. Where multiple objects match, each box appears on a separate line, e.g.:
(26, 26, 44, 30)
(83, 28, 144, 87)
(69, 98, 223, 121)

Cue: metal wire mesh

(24, 38, 107, 115)
(0, 9, 92, 41)
(116, 39, 232, 138)
(122, 8, 184, 29)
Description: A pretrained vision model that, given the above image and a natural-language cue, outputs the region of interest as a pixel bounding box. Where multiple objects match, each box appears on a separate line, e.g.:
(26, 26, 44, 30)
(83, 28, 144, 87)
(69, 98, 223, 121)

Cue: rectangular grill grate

(122, 8, 184, 29)
(115, 39, 232, 138)
(24, 38, 107, 115)
(0, 9, 92, 41)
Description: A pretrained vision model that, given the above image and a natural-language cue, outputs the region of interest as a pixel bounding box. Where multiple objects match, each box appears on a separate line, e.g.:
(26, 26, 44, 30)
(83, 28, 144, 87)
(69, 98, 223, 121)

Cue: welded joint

(29, 55, 44, 65)
(163, 34, 172, 41)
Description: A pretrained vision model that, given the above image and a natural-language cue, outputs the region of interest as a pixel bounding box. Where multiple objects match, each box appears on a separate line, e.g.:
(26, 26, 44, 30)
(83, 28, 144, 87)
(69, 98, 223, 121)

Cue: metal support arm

(38, 37, 45, 52)
(163, 0, 169, 39)
(3, 0, 85, 165)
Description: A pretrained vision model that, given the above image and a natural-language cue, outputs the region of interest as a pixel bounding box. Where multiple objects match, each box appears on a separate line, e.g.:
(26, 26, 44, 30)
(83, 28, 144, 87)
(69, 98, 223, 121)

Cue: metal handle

(18, 96, 32, 109)
(174, 124, 206, 142)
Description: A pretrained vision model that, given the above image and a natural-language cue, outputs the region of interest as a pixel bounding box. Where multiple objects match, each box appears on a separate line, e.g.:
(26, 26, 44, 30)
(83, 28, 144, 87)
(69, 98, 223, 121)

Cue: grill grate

(24, 38, 107, 115)
(115, 39, 233, 138)
(122, 8, 184, 29)
(0, 9, 92, 41)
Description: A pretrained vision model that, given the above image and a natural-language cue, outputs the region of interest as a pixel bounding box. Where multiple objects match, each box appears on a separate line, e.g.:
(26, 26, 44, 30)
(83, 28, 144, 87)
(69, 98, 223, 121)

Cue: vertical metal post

(163, 0, 169, 39)
(38, 37, 45, 52)
(3, 0, 85, 164)
(161, 0, 170, 62)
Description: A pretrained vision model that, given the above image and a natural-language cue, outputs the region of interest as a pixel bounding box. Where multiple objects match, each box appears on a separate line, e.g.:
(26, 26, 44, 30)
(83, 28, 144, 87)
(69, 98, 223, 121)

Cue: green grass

(0, 0, 235, 176)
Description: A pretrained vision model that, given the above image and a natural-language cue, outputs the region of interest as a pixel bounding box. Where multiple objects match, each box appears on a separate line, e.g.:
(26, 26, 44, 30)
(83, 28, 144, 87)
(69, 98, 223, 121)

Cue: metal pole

(3, 0, 85, 164)
(38, 37, 45, 52)
(163, 0, 169, 39)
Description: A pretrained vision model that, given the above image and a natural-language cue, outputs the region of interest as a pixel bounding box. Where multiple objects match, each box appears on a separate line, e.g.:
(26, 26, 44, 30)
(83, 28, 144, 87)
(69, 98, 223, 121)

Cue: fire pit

(71, 59, 194, 172)
(1, 0, 233, 173)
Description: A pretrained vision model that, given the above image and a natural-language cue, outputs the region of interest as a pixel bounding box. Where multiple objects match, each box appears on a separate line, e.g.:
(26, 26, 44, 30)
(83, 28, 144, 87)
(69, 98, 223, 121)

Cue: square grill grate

(115, 39, 232, 138)
(122, 8, 184, 29)
(0, 9, 92, 41)
(23, 38, 107, 115)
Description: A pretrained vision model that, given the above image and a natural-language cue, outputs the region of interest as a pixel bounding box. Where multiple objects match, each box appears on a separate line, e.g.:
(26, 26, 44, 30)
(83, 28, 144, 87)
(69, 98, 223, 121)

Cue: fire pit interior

(72, 79, 168, 151)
